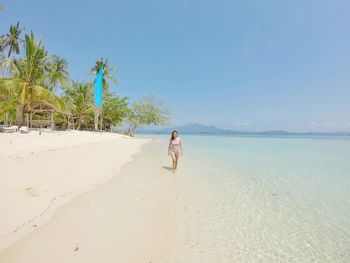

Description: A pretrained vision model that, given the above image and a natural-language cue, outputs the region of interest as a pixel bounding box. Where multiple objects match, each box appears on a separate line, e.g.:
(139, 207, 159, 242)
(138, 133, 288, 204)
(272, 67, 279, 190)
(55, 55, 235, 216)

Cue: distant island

(139, 123, 350, 136)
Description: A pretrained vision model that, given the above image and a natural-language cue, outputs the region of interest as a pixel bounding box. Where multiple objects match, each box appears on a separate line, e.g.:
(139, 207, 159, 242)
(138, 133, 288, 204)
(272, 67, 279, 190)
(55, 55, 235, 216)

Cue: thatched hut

(28, 103, 66, 130)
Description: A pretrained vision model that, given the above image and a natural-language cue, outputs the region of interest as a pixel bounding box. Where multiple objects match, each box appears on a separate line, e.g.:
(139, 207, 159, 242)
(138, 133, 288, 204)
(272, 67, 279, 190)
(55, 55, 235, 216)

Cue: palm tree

(0, 32, 66, 125)
(0, 22, 24, 58)
(90, 58, 117, 91)
(46, 55, 70, 91)
(64, 82, 93, 130)
(90, 58, 117, 130)
(0, 88, 17, 125)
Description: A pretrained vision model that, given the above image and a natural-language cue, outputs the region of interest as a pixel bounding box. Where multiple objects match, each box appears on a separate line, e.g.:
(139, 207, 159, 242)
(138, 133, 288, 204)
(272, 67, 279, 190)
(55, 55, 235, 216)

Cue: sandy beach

(0, 130, 160, 259)
(0, 135, 181, 263)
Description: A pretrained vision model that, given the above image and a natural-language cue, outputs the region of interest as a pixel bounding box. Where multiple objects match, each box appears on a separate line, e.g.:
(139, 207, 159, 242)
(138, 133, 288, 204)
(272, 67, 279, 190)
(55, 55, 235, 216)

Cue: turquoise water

(144, 134, 350, 262)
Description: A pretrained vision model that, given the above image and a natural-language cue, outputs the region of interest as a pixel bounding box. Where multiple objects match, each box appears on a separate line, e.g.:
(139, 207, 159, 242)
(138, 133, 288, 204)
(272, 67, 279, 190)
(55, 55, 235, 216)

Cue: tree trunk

(4, 113, 8, 126)
(15, 104, 25, 126)
(77, 115, 86, 130)
(7, 46, 12, 58)
(77, 118, 82, 130)
(50, 113, 55, 130)
(94, 107, 99, 131)
(127, 126, 132, 136)
(128, 124, 136, 137)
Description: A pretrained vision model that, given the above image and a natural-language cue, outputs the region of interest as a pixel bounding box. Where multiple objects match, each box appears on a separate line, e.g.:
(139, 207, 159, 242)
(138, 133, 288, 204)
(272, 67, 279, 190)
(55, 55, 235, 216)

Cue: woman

(168, 130, 183, 173)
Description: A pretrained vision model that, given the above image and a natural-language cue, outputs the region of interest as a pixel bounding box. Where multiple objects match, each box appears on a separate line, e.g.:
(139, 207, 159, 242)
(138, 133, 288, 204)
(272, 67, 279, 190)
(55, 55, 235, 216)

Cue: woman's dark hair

(171, 130, 178, 140)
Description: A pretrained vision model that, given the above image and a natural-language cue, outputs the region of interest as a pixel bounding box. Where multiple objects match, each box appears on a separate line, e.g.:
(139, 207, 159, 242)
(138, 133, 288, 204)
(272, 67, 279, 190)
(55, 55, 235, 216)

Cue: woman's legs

(175, 153, 180, 170)
(171, 152, 176, 172)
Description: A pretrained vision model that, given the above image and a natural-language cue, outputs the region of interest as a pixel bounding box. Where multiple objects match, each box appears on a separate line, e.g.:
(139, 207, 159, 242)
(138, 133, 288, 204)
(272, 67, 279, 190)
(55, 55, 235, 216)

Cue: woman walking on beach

(168, 130, 183, 173)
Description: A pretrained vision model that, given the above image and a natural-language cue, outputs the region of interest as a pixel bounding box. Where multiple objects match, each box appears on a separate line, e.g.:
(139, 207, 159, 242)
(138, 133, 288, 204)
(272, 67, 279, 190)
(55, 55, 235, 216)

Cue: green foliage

(127, 95, 170, 135)
(0, 32, 67, 125)
(0, 89, 16, 124)
(46, 55, 70, 91)
(15, 32, 47, 84)
(103, 93, 129, 127)
(63, 81, 93, 129)
(0, 24, 171, 131)
(0, 22, 23, 58)
(62, 83, 128, 130)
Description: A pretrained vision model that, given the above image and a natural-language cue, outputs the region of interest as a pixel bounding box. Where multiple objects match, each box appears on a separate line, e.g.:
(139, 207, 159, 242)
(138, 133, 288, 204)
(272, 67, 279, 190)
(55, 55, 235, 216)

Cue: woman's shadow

(162, 166, 173, 172)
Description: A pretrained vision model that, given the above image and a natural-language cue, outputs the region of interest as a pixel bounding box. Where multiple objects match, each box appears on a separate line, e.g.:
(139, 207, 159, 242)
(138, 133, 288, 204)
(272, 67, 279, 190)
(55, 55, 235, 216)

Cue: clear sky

(1, 0, 350, 132)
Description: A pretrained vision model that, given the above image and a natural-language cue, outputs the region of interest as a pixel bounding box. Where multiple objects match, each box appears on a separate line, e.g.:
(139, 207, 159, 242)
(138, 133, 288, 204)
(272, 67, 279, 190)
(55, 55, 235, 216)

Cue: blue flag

(94, 66, 104, 107)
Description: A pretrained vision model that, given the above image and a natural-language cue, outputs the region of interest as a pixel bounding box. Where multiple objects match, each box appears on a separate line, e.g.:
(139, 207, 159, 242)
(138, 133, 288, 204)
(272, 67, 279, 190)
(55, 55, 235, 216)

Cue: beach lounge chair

(19, 126, 29, 133)
(4, 125, 19, 133)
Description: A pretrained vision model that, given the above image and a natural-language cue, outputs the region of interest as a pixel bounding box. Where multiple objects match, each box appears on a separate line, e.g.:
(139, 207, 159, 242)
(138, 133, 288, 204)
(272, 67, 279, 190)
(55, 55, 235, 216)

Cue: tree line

(0, 22, 169, 135)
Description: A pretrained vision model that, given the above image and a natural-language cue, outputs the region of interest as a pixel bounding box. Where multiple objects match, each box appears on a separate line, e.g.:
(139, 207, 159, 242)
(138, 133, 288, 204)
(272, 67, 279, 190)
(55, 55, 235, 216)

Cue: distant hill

(152, 123, 227, 134)
(138, 123, 349, 136)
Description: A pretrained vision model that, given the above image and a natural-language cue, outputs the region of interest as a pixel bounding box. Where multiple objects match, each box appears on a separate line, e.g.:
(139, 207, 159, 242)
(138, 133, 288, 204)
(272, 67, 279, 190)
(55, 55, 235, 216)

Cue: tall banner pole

(94, 66, 104, 131)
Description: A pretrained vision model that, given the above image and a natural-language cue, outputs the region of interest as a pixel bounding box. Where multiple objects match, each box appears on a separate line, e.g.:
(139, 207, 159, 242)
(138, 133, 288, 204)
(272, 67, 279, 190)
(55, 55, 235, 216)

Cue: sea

(142, 133, 350, 262)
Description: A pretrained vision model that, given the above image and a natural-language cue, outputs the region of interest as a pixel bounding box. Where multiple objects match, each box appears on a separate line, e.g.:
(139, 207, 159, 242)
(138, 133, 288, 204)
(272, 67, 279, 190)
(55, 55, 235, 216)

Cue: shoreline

(0, 131, 150, 252)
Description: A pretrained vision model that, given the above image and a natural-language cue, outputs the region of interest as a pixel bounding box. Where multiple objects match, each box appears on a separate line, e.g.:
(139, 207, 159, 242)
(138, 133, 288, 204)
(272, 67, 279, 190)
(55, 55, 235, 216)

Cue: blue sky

(1, 0, 350, 132)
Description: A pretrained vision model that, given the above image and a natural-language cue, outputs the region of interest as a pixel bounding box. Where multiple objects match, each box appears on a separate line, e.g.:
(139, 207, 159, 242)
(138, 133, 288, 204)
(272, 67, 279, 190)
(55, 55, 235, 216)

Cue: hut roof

(29, 102, 69, 115)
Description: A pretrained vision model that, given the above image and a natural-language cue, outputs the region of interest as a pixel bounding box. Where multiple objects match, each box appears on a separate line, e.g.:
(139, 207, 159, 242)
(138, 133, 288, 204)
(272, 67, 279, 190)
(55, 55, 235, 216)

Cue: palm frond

(0, 56, 20, 76)
(29, 84, 67, 113)
(0, 78, 20, 96)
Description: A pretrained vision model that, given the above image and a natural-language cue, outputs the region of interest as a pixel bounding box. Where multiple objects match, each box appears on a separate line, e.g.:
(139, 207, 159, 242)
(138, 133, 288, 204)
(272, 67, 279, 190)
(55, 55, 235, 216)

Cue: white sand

(0, 140, 179, 262)
(0, 130, 149, 252)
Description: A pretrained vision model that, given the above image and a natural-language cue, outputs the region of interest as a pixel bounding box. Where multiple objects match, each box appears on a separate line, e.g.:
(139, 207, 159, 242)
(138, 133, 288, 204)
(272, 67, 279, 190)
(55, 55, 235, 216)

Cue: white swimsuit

(171, 138, 181, 154)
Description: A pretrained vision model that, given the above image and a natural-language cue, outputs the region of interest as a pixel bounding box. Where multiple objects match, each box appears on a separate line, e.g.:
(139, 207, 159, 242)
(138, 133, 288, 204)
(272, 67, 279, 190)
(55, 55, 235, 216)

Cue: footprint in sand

(24, 187, 40, 197)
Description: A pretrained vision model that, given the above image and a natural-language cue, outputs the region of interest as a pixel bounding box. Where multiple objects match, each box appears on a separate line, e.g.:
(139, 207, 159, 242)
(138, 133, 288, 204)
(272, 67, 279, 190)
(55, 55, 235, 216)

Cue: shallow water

(143, 134, 350, 262)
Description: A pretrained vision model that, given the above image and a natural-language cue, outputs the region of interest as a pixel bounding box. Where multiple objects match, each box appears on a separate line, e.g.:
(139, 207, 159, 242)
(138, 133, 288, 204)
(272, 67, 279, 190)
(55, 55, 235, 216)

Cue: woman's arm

(168, 140, 172, 155)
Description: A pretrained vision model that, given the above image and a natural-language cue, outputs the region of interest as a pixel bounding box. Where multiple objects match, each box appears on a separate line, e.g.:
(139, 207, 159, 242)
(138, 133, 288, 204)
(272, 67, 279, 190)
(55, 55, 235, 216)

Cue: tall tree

(46, 54, 70, 91)
(102, 92, 129, 129)
(90, 58, 118, 130)
(0, 32, 66, 125)
(63, 81, 93, 130)
(0, 22, 24, 58)
(126, 95, 170, 136)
